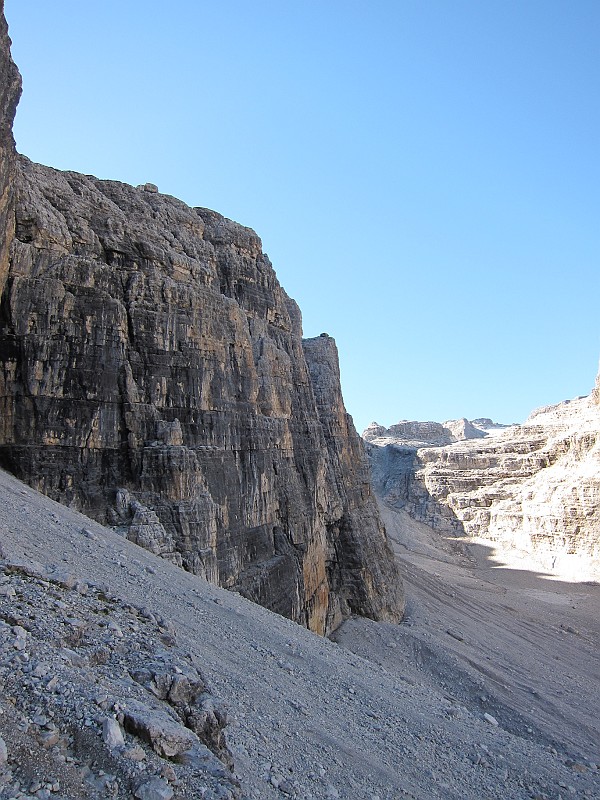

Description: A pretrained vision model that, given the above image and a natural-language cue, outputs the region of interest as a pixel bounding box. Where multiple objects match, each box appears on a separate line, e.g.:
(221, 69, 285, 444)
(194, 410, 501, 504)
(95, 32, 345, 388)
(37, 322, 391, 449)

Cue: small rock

(483, 712, 499, 726)
(160, 765, 177, 783)
(0, 735, 7, 765)
(65, 617, 86, 629)
(123, 700, 198, 758)
(123, 745, 147, 762)
(60, 648, 88, 667)
(48, 569, 77, 589)
(102, 717, 125, 749)
(39, 729, 60, 749)
(107, 621, 123, 638)
(32, 662, 50, 678)
(140, 183, 159, 194)
(134, 778, 174, 800)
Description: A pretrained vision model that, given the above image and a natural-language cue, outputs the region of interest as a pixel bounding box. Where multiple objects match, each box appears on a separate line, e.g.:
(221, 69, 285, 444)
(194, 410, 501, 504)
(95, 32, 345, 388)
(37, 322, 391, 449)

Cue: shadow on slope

(333, 499, 600, 766)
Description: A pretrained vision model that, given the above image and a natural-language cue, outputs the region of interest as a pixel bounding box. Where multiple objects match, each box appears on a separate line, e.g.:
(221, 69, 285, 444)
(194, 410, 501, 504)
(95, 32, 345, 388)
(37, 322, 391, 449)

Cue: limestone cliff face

(0, 10, 403, 634)
(367, 396, 600, 578)
(0, 0, 21, 296)
(303, 335, 405, 628)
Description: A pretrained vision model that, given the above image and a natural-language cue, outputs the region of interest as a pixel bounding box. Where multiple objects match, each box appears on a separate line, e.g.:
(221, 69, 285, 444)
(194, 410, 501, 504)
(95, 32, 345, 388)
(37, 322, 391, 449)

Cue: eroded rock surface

(0, 0, 21, 296)
(0, 8, 402, 634)
(366, 393, 600, 578)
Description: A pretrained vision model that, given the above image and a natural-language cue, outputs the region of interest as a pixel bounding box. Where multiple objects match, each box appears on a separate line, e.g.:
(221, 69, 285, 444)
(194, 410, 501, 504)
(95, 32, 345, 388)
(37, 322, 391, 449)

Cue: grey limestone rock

(102, 717, 125, 749)
(134, 779, 174, 800)
(0, 5, 403, 635)
(122, 700, 199, 758)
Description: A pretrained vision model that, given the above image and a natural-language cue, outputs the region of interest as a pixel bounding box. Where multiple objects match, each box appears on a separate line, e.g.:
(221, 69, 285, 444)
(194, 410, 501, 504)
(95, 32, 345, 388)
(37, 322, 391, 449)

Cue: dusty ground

(0, 468, 599, 799)
(334, 502, 600, 764)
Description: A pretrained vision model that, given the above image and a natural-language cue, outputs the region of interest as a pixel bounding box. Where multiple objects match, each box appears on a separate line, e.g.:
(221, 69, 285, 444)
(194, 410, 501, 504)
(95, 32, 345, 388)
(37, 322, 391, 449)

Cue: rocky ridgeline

(0, 2, 402, 635)
(365, 392, 600, 577)
(363, 417, 510, 449)
(0, 551, 239, 800)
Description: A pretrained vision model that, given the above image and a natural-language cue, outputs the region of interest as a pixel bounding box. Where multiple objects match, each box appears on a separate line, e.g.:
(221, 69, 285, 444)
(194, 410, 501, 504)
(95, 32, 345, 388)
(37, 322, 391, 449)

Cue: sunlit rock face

(0, 7, 403, 635)
(365, 396, 600, 578)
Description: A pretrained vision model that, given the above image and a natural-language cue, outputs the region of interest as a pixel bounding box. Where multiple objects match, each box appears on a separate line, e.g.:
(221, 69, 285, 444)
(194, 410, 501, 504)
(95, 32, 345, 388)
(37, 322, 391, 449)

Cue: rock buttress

(303, 335, 404, 629)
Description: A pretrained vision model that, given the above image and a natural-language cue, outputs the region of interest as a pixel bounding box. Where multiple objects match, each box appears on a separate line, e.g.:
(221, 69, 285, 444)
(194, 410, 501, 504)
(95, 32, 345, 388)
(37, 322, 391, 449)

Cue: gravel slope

(0, 468, 598, 800)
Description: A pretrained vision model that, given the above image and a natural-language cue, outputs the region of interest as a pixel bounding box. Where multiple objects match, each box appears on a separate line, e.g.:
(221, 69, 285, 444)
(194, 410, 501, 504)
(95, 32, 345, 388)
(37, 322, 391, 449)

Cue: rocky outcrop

(0, 9, 402, 634)
(0, 553, 240, 799)
(366, 395, 600, 578)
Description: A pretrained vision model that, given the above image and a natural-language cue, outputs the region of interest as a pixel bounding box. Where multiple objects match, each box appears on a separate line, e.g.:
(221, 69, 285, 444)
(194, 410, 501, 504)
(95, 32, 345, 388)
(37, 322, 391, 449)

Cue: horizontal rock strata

(0, 6, 403, 634)
(366, 397, 600, 577)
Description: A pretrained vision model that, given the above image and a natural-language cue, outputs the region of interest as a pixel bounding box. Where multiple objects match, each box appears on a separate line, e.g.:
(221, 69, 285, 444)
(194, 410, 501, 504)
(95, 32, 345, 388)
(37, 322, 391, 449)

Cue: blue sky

(6, 1, 600, 433)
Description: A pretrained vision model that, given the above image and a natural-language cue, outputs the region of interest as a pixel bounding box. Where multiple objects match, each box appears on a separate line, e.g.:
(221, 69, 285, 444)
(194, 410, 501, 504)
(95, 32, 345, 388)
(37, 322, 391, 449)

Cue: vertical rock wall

(0, 8, 403, 634)
(0, 0, 21, 296)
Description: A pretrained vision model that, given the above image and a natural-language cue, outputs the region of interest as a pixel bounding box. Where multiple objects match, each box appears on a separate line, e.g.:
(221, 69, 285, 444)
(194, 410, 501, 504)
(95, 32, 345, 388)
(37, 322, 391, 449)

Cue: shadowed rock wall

(0, 0, 21, 296)
(0, 9, 403, 634)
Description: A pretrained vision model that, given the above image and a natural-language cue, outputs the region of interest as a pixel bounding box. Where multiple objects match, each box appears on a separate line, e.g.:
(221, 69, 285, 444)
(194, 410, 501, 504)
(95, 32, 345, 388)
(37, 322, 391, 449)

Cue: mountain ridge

(364, 388, 600, 580)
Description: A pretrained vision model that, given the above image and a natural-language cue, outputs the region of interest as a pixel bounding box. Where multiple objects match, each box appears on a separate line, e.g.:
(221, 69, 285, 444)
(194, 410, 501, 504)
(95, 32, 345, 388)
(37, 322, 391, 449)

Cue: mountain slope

(1, 466, 599, 800)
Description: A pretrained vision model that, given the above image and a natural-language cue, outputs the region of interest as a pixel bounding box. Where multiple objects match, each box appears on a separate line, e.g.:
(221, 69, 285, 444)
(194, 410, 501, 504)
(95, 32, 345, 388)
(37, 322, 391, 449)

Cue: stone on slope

(134, 779, 174, 800)
(122, 700, 199, 758)
(102, 717, 125, 749)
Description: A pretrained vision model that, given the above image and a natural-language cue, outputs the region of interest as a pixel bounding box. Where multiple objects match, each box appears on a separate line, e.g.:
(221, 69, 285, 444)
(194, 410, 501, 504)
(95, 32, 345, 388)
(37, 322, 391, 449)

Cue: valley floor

(334, 502, 600, 792)
(0, 469, 599, 800)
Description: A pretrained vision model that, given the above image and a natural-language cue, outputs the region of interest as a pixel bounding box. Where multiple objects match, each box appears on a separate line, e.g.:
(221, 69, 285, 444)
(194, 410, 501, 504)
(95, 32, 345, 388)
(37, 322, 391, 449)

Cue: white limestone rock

(366, 389, 600, 580)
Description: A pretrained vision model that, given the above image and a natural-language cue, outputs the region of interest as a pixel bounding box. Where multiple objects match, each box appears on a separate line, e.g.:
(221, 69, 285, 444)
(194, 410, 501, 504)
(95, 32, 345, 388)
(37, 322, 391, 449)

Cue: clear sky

(6, 1, 600, 433)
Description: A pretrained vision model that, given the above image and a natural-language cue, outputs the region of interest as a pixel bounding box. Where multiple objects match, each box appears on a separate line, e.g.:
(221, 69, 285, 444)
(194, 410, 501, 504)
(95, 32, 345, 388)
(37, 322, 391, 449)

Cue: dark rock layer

(0, 9, 403, 634)
(0, 0, 21, 296)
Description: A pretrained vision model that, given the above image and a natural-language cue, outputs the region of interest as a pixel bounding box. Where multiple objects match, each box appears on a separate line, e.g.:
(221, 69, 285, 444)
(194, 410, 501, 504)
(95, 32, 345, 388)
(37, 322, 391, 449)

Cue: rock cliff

(0, 7, 403, 634)
(366, 396, 600, 579)
(0, 0, 20, 297)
